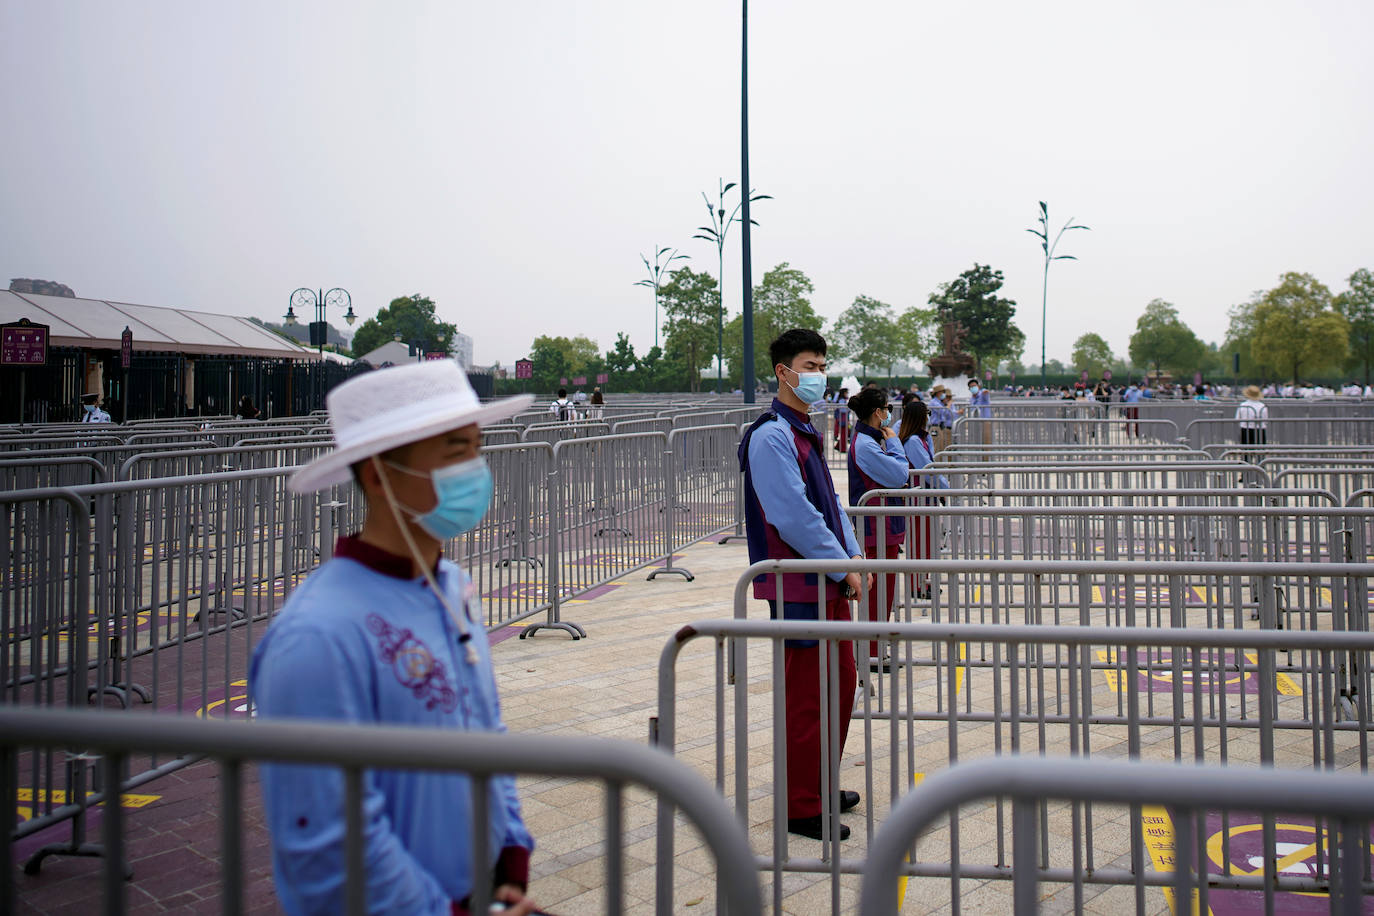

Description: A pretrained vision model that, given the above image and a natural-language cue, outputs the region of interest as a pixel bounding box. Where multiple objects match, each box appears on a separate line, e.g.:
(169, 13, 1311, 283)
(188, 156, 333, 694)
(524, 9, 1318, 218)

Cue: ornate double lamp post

(284, 287, 356, 357)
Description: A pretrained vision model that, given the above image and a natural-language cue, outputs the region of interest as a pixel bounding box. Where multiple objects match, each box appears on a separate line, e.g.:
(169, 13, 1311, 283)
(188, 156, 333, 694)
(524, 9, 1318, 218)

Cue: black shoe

(840, 790, 861, 812)
(868, 656, 891, 672)
(787, 815, 850, 841)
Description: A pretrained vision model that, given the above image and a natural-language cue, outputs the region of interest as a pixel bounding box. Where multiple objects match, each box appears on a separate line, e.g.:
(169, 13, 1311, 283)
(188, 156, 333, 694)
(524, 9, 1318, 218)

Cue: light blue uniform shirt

(853, 430, 911, 490)
(747, 415, 862, 579)
(250, 556, 533, 916)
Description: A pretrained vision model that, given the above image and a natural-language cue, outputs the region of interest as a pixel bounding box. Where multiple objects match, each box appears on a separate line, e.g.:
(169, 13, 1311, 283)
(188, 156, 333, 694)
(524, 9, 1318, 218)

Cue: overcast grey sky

(3, 1, 1371, 371)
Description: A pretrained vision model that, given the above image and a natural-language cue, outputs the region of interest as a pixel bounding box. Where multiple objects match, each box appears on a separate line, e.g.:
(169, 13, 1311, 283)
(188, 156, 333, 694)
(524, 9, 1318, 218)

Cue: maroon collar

(334, 535, 440, 580)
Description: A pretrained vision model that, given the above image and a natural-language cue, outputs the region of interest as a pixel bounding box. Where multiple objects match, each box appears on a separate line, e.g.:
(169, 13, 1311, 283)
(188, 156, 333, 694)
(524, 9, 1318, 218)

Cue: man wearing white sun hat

(250, 360, 541, 916)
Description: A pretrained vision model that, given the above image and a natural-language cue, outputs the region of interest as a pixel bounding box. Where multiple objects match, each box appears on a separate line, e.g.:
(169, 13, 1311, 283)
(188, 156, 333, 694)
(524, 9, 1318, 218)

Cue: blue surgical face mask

(386, 456, 493, 539)
(781, 366, 826, 404)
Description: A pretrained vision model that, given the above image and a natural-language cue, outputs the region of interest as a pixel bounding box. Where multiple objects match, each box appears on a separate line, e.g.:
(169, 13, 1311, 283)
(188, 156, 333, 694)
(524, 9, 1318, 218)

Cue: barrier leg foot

(496, 557, 542, 569)
(23, 842, 130, 879)
(519, 621, 586, 640)
(647, 567, 693, 582)
(717, 533, 746, 544)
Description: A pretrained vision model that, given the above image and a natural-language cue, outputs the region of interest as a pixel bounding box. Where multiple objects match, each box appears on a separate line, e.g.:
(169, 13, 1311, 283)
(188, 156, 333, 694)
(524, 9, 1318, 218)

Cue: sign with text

(515, 359, 533, 380)
(424, 352, 448, 361)
(572, 376, 586, 386)
(559, 376, 568, 386)
(1, 319, 49, 366)
(121, 327, 133, 368)
(596, 373, 608, 385)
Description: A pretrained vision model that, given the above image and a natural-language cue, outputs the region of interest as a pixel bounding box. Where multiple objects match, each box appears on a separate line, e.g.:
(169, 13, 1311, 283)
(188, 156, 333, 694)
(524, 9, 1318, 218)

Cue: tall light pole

(283, 287, 356, 357)
(1026, 202, 1088, 390)
(740, 0, 756, 403)
(634, 247, 688, 352)
(694, 179, 770, 394)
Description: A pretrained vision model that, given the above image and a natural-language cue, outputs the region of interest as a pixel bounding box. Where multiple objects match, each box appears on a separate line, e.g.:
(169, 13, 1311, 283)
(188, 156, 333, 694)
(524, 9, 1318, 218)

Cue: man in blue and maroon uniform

(738, 328, 868, 841)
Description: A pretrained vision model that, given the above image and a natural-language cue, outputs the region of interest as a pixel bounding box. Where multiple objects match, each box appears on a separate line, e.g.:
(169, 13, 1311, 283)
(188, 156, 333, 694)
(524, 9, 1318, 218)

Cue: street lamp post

(1026, 202, 1089, 391)
(635, 247, 688, 352)
(694, 179, 770, 394)
(283, 287, 356, 357)
(740, 0, 755, 403)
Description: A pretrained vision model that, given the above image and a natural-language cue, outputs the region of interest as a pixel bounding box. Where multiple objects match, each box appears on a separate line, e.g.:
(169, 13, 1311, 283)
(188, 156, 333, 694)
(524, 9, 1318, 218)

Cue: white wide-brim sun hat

(290, 361, 533, 494)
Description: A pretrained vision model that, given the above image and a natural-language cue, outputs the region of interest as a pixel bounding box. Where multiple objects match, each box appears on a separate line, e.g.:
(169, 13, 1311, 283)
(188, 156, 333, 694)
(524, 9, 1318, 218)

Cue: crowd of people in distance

(985, 380, 1374, 400)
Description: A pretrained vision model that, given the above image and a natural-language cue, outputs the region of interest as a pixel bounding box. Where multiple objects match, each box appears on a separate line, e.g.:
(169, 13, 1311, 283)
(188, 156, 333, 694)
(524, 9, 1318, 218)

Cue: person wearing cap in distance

(249, 361, 541, 916)
(80, 392, 111, 423)
(1236, 384, 1268, 449)
(738, 328, 870, 842)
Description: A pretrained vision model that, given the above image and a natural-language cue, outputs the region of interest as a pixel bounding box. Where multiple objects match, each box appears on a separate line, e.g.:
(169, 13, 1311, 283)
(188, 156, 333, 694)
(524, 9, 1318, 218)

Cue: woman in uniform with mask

(846, 387, 911, 666)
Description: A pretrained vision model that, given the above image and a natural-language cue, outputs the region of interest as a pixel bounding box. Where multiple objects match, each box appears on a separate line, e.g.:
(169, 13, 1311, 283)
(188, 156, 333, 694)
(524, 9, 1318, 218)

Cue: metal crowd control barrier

(858, 756, 1374, 915)
(1216, 445, 1374, 461)
(1269, 461, 1374, 506)
(656, 585, 1374, 914)
(457, 442, 557, 631)
(917, 460, 1269, 490)
(952, 416, 1182, 446)
(523, 432, 668, 638)
(1186, 416, 1374, 450)
(649, 425, 738, 581)
(117, 442, 333, 479)
(0, 706, 764, 916)
(519, 419, 611, 445)
(612, 416, 674, 435)
(0, 456, 107, 489)
(940, 444, 1200, 464)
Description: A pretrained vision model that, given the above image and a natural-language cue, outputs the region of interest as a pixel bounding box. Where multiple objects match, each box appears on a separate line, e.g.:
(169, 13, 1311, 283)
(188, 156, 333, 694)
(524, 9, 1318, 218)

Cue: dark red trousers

(862, 542, 901, 660)
(780, 596, 857, 820)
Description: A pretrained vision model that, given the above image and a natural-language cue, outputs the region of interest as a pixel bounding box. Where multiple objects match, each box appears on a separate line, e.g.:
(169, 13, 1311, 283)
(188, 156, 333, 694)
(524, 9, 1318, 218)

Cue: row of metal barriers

(4, 591, 1372, 913)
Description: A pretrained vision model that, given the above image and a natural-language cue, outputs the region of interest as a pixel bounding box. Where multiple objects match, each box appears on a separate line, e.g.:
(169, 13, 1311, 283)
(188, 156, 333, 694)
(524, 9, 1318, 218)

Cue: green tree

(724, 262, 823, 385)
(1334, 268, 1374, 385)
(1251, 272, 1348, 383)
(1071, 332, 1114, 377)
(658, 267, 720, 391)
(928, 264, 1024, 374)
(1127, 299, 1206, 377)
(605, 332, 637, 375)
(831, 295, 898, 380)
(526, 334, 601, 390)
(896, 305, 939, 368)
(349, 295, 457, 359)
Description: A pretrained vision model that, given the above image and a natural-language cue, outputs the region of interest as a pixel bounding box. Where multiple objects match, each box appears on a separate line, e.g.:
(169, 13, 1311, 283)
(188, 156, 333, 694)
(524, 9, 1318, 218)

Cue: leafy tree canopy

(928, 264, 1024, 373)
(830, 295, 898, 379)
(659, 267, 720, 391)
(724, 262, 823, 385)
(1334, 267, 1374, 385)
(605, 332, 638, 375)
(350, 295, 457, 360)
(1071, 332, 1114, 377)
(1251, 272, 1348, 384)
(527, 334, 601, 390)
(1127, 299, 1206, 376)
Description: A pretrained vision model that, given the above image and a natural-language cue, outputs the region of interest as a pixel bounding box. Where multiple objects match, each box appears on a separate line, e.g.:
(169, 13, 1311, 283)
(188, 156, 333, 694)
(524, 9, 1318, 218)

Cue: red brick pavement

(13, 759, 279, 914)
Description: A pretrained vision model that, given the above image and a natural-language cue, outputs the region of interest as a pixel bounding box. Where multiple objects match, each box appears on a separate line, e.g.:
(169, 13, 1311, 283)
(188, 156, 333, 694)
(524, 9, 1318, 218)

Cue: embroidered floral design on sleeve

(365, 615, 458, 712)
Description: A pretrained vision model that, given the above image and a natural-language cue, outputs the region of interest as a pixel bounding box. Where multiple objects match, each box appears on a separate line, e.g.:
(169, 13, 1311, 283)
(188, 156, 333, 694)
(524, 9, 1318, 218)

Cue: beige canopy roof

(0, 290, 315, 360)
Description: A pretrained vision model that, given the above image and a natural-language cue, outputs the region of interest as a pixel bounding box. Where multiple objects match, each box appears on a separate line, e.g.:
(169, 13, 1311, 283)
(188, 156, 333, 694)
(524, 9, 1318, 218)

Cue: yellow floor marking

(895, 771, 926, 911)
(1095, 650, 1301, 696)
(16, 788, 161, 822)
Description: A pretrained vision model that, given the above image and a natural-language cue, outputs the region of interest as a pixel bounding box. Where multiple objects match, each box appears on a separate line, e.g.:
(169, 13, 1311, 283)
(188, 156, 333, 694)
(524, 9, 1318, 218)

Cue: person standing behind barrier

(1237, 384, 1268, 448)
(250, 361, 541, 916)
(79, 392, 111, 423)
(846, 388, 909, 666)
(1122, 381, 1142, 437)
(739, 328, 867, 842)
(587, 386, 604, 420)
(235, 395, 260, 420)
(832, 386, 851, 453)
(549, 387, 575, 421)
(899, 399, 943, 600)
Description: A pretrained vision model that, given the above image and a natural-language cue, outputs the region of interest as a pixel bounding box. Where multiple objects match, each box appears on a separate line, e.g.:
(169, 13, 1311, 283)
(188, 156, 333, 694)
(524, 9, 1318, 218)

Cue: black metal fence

(0, 348, 371, 424)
